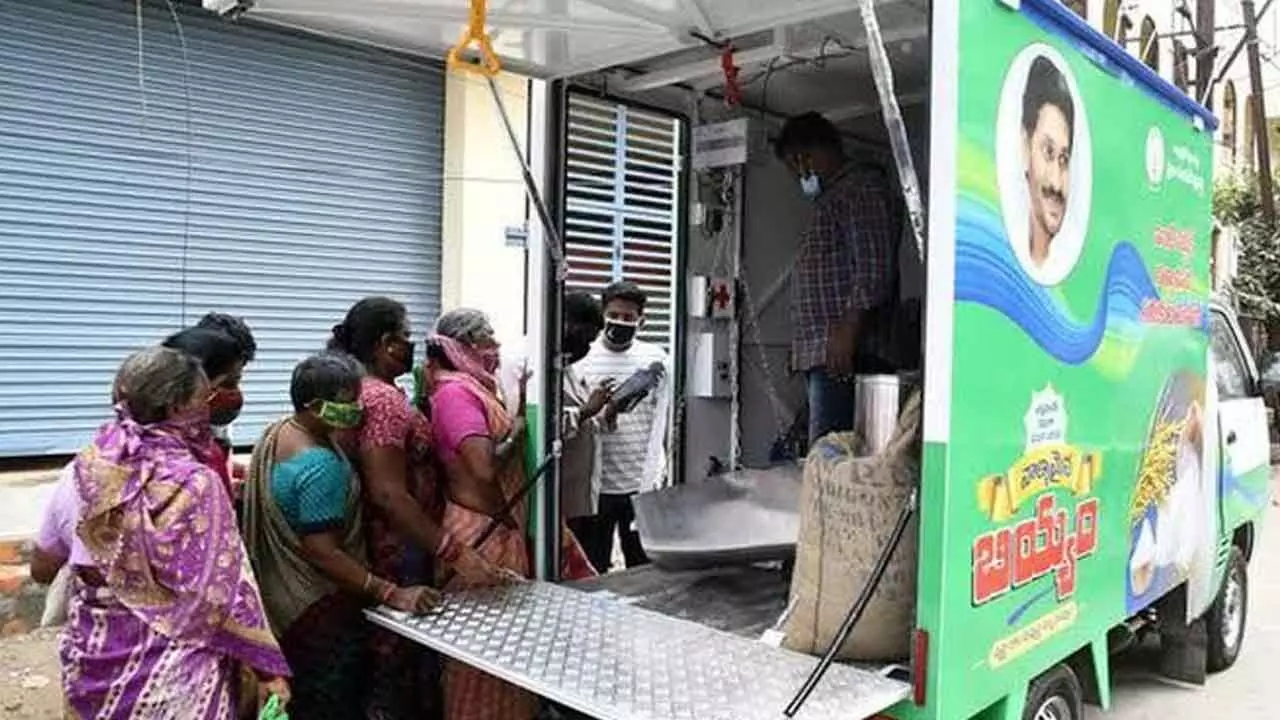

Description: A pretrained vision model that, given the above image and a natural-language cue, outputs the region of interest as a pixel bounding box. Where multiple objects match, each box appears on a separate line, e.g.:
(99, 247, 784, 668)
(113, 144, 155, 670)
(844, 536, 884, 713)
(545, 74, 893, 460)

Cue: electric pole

(1193, 0, 1217, 103)
(1243, 0, 1277, 226)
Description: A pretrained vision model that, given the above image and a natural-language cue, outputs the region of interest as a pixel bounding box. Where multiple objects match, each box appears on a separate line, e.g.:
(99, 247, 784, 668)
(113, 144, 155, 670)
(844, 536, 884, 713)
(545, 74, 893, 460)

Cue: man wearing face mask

(775, 112, 900, 445)
(575, 281, 671, 572)
(500, 293, 615, 556)
(196, 312, 257, 485)
(162, 327, 251, 500)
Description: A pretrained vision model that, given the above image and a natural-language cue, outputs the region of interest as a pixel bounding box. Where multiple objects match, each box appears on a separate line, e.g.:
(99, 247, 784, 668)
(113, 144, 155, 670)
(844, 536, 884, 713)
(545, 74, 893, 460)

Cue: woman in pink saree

(62, 346, 291, 719)
(427, 309, 596, 720)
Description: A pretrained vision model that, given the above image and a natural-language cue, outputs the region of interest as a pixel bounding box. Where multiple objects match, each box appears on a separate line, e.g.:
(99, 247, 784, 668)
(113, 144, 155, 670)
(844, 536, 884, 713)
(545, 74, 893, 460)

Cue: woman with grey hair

(427, 309, 596, 720)
(242, 351, 441, 720)
(62, 346, 291, 718)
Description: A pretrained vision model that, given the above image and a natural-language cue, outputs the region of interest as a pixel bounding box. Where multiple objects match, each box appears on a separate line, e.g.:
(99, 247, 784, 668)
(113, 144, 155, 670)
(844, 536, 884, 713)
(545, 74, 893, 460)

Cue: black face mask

(398, 340, 417, 375)
(603, 320, 638, 348)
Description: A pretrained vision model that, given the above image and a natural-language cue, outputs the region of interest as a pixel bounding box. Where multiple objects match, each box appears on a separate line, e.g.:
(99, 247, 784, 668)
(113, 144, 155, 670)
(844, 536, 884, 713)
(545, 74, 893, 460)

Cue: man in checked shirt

(775, 112, 902, 444)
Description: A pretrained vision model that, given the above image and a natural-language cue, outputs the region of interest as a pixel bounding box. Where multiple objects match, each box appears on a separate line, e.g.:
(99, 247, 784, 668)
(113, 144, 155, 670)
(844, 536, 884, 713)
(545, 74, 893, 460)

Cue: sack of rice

(782, 390, 922, 662)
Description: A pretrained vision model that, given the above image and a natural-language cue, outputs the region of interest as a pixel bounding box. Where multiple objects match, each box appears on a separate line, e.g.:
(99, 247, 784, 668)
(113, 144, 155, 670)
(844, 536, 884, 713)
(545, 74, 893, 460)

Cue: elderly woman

(31, 328, 245, 591)
(242, 352, 439, 720)
(327, 297, 504, 718)
(428, 308, 595, 720)
(62, 346, 290, 719)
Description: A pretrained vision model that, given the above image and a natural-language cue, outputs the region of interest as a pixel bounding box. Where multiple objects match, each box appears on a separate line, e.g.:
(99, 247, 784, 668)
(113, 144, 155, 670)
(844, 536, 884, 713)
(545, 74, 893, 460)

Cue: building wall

(1064, 0, 1280, 178)
(440, 72, 531, 346)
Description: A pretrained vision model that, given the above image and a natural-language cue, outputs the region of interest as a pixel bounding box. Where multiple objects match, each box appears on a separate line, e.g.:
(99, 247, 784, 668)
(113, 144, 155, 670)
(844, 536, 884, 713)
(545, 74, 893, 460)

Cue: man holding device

(575, 281, 672, 572)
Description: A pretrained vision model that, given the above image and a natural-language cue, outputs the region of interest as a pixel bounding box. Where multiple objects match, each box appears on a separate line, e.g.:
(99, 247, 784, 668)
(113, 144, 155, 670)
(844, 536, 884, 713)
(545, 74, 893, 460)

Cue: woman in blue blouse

(241, 352, 439, 720)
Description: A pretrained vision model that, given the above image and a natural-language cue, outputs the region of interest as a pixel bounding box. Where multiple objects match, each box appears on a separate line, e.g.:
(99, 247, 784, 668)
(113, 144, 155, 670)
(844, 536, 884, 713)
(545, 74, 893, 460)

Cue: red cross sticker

(711, 282, 731, 311)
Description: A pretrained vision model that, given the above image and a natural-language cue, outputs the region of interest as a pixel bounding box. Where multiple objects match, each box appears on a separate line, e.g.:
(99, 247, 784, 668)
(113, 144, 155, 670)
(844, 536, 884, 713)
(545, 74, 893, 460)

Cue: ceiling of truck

(219, 0, 930, 121)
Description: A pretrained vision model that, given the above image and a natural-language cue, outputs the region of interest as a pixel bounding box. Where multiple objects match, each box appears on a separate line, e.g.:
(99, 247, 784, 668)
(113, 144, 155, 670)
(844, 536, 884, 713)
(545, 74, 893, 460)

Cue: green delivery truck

(331, 0, 1275, 717)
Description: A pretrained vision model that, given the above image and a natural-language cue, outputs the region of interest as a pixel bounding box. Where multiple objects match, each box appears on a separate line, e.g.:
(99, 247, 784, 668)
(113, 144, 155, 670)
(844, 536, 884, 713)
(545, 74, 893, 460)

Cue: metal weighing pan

(632, 464, 804, 569)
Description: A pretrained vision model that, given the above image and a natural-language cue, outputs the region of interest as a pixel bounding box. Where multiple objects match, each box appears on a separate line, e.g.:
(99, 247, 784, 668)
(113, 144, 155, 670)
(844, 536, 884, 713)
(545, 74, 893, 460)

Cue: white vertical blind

(563, 93, 682, 348)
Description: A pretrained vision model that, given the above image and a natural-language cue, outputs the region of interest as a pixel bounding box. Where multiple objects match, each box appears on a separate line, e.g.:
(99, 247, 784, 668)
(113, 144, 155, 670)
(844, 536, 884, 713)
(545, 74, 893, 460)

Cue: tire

(1022, 664, 1083, 720)
(1206, 546, 1249, 673)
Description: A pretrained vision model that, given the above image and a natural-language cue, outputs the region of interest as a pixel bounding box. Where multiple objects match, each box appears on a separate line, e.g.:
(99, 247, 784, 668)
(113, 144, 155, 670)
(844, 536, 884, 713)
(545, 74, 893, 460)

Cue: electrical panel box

(688, 276, 710, 318)
(691, 118, 749, 170)
(688, 332, 730, 398)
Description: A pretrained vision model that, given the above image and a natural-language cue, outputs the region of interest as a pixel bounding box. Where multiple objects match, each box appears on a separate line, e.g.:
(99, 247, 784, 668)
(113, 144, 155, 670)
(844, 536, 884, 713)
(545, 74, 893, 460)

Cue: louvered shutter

(0, 0, 444, 456)
(563, 94, 682, 348)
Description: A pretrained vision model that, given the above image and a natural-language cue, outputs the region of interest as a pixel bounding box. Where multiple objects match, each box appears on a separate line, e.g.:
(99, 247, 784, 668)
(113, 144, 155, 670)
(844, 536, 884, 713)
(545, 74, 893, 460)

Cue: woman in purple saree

(62, 346, 291, 719)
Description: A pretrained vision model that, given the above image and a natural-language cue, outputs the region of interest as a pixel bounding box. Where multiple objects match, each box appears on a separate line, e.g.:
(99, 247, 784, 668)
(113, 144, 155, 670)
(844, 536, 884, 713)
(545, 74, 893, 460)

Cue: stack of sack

(783, 389, 922, 662)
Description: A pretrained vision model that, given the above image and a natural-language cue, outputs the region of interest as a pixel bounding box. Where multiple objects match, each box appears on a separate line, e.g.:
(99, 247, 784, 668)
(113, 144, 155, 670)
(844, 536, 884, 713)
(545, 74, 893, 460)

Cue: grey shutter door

(563, 94, 682, 348)
(0, 0, 444, 456)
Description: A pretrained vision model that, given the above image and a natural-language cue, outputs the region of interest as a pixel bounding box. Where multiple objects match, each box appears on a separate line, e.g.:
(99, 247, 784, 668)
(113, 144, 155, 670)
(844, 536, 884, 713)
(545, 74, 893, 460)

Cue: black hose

(438, 452, 559, 587)
(783, 488, 918, 717)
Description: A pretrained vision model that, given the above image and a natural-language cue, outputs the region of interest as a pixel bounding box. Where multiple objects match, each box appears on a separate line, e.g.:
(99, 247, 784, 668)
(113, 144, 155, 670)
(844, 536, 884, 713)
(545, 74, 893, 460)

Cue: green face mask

(314, 400, 363, 429)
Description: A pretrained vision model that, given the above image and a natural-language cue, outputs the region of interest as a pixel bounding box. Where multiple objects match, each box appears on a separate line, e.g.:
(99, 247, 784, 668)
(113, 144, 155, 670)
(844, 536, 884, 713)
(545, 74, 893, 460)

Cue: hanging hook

(448, 0, 503, 77)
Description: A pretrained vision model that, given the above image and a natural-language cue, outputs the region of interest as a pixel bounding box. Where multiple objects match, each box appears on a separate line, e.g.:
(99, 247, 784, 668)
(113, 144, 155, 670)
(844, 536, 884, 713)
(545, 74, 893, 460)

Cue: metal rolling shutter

(0, 0, 444, 457)
(563, 93, 682, 348)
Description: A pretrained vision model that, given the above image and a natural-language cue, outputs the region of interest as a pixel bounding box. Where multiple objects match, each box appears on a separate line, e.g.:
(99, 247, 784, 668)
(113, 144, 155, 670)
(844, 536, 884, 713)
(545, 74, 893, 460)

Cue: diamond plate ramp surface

(367, 581, 910, 720)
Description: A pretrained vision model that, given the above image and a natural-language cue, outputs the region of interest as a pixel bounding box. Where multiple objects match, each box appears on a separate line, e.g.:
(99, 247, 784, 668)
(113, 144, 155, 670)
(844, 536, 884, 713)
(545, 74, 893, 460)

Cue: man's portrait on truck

(997, 45, 1090, 287)
(1021, 54, 1075, 271)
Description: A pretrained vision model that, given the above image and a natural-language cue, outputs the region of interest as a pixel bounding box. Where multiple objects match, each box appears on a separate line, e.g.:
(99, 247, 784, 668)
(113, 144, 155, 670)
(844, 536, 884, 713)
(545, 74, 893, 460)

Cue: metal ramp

(367, 581, 911, 720)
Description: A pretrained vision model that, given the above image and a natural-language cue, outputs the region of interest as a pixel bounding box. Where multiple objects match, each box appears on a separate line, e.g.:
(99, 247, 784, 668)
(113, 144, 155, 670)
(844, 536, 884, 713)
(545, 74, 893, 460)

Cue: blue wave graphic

(956, 200, 1159, 365)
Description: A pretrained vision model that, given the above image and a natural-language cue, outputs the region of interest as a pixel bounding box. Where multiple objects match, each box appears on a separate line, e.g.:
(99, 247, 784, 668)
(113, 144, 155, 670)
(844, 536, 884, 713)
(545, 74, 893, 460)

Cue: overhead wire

(134, 0, 195, 325)
(161, 0, 194, 325)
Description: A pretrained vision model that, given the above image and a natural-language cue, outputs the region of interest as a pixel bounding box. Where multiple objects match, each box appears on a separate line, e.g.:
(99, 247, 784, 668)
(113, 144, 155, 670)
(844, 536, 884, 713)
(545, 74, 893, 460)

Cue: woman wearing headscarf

(242, 352, 440, 720)
(61, 346, 290, 719)
(33, 328, 246, 593)
(428, 308, 596, 720)
(328, 297, 504, 720)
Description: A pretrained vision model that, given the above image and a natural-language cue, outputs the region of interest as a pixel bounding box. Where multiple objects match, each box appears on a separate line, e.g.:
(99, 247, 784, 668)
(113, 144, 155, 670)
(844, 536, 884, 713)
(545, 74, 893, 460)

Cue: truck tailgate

(367, 581, 910, 720)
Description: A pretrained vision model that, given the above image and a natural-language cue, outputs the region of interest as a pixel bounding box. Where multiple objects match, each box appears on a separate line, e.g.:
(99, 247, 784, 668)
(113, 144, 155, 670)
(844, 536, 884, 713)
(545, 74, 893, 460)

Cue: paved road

(1087, 501, 1277, 719)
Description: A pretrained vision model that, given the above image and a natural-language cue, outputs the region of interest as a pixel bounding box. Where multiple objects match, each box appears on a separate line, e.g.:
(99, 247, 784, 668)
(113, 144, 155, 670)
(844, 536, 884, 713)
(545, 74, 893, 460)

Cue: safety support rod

(854, 0, 926, 262)
(486, 75, 569, 280)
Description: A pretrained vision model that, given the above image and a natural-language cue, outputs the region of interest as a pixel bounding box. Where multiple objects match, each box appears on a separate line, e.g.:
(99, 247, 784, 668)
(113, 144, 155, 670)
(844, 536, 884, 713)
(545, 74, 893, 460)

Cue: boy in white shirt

(574, 281, 671, 571)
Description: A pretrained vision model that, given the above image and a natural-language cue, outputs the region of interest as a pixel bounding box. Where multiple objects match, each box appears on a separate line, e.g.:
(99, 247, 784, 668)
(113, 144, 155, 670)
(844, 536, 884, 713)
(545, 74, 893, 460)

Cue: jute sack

(783, 389, 922, 662)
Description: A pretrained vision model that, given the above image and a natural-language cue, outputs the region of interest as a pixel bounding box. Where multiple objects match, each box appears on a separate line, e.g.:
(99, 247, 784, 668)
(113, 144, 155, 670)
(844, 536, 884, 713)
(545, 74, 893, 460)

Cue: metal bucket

(854, 374, 902, 456)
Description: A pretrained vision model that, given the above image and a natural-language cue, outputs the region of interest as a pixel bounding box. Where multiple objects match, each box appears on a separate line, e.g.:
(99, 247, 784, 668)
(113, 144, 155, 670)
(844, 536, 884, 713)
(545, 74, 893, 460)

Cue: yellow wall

(440, 72, 531, 345)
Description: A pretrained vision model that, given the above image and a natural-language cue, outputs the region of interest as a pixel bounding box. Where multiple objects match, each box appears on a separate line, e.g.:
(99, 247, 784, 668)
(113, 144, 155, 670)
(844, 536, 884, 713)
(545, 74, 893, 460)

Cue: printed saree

(241, 419, 370, 720)
(429, 337, 596, 720)
(63, 406, 289, 720)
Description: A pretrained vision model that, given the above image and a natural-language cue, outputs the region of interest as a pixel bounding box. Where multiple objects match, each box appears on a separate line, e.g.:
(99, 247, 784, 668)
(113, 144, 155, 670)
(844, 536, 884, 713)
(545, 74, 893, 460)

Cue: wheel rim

(1034, 696, 1072, 720)
(1222, 566, 1245, 653)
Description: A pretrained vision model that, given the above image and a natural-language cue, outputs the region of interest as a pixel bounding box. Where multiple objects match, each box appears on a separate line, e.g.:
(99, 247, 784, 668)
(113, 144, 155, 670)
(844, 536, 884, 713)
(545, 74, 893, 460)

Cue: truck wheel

(1022, 664, 1083, 720)
(1206, 546, 1248, 672)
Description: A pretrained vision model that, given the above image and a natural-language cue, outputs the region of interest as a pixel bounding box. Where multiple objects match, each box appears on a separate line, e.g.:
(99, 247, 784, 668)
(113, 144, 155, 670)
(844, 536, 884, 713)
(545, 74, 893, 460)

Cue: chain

(737, 266, 797, 437)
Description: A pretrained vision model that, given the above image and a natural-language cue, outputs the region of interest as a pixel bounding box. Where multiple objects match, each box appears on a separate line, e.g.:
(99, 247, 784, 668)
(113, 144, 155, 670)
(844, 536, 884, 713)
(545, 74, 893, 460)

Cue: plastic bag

(39, 564, 71, 628)
(258, 694, 289, 720)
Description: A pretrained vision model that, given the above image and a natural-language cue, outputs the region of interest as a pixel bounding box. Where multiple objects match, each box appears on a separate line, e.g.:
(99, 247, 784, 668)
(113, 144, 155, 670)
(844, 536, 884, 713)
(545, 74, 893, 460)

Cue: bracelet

(361, 572, 374, 594)
(436, 533, 462, 564)
(378, 580, 396, 604)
